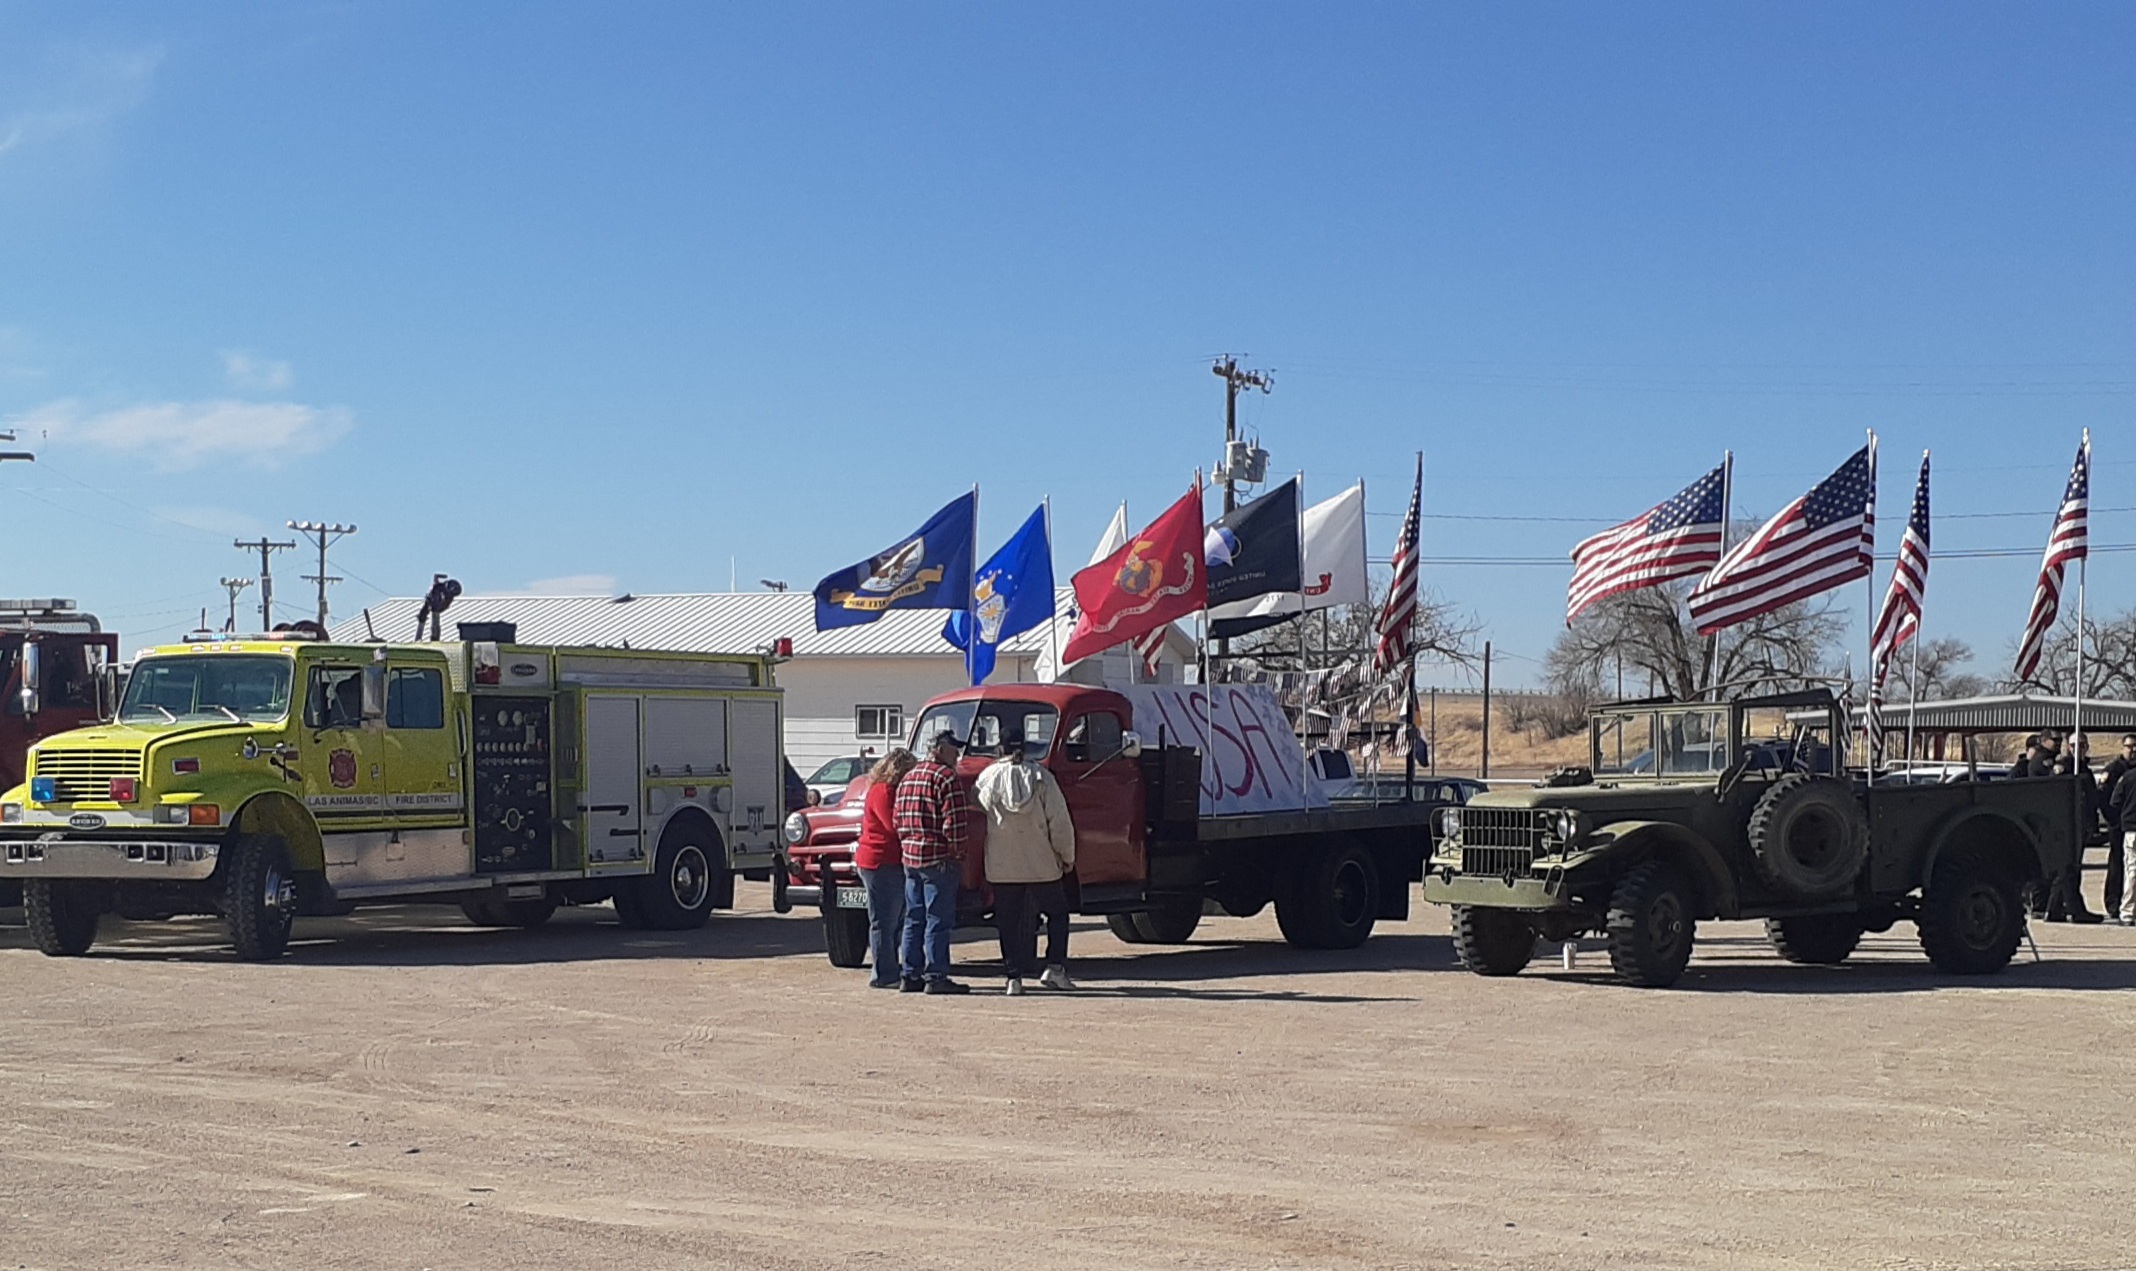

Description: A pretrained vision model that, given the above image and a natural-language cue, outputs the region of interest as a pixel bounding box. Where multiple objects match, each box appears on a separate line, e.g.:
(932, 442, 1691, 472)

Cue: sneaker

(898, 977, 926, 993)
(1038, 965, 1076, 991)
(1004, 977, 1025, 997)
(2071, 910, 2107, 926)
(868, 978, 902, 989)
(924, 978, 971, 996)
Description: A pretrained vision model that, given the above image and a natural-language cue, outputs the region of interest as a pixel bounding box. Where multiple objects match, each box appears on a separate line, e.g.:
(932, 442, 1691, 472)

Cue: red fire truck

(778, 681, 1478, 965)
(0, 601, 120, 907)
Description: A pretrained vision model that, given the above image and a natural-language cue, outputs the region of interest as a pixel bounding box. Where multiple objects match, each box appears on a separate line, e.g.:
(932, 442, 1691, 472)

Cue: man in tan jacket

(976, 726, 1077, 994)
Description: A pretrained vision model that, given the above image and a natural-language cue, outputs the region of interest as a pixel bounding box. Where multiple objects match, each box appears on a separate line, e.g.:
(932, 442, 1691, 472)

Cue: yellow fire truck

(0, 633, 784, 958)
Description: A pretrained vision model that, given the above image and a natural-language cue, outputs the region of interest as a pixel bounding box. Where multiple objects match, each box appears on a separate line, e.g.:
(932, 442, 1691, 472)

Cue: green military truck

(1422, 689, 2079, 988)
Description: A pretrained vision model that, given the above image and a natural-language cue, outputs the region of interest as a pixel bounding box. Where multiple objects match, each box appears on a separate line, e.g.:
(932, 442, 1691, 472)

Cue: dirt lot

(3, 886, 2134, 1271)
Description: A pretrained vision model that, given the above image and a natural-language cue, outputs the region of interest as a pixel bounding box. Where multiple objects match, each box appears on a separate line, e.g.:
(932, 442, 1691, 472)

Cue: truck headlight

(1, 803, 20, 824)
(1550, 809, 1583, 844)
(782, 812, 809, 846)
(1436, 807, 1462, 840)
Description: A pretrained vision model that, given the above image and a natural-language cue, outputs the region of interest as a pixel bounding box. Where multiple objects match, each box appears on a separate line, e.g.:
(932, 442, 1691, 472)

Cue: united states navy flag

(942, 503, 1055, 684)
(814, 492, 977, 631)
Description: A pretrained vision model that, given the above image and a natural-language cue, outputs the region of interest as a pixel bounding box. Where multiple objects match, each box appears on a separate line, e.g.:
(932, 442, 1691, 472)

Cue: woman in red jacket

(855, 748, 918, 988)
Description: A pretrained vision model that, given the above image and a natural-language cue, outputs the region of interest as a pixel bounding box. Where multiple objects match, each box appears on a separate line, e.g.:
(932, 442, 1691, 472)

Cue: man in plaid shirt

(897, 730, 974, 994)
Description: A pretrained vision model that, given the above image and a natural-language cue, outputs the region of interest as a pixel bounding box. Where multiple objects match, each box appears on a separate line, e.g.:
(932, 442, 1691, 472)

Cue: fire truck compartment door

(726, 697, 779, 868)
(583, 695, 644, 867)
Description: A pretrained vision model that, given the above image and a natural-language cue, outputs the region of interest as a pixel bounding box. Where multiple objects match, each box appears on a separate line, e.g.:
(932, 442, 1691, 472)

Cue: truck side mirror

(17, 640, 39, 718)
(1119, 732, 1143, 760)
(96, 662, 118, 721)
(361, 660, 387, 722)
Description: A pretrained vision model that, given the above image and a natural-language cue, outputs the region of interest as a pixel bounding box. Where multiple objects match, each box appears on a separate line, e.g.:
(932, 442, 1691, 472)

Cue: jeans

(902, 862, 960, 982)
(858, 865, 906, 986)
(992, 879, 1070, 979)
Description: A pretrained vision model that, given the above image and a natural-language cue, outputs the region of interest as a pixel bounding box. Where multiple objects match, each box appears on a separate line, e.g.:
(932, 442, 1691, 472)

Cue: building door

(583, 695, 643, 868)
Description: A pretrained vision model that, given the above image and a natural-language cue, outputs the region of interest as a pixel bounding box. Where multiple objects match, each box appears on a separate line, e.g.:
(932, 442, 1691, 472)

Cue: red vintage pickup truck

(778, 681, 1470, 967)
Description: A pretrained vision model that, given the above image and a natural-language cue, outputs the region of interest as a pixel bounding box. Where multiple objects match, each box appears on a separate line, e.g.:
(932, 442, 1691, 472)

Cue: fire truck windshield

(121, 655, 293, 724)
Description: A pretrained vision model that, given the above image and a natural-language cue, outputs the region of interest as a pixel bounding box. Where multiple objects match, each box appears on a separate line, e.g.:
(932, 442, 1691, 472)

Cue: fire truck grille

(32, 750, 142, 803)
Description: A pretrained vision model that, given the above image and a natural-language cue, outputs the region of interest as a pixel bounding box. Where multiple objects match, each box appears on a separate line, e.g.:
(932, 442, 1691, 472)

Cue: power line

(289, 520, 356, 627)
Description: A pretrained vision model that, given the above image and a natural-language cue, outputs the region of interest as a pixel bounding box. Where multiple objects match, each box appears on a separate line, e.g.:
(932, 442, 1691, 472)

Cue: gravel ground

(3, 886, 2134, 1271)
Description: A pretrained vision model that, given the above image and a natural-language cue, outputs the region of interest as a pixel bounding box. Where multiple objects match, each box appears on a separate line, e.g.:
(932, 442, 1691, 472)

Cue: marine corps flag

(1062, 482, 1207, 665)
(813, 491, 977, 631)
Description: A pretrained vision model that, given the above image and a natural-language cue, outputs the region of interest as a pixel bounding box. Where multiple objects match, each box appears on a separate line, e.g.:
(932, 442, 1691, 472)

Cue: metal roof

(1861, 694, 2136, 734)
(331, 589, 1088, 659)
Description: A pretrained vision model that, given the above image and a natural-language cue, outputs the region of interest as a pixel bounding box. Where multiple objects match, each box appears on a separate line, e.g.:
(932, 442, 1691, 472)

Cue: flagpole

(1864, 430, 1879, 767)
(968, 483, 980, 687)
(1706, 450, 1732, 699)
(1905, 628, 1921, 770)
(1042, 496, 1061, 683)
(2074, 430, 2090, 818)
(1404, 451, 1422, 802)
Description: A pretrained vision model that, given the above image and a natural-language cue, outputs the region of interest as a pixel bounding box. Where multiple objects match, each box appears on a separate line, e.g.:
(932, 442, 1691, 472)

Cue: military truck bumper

(0, 836, 221, 881)
(1422, 871, 1569, 910)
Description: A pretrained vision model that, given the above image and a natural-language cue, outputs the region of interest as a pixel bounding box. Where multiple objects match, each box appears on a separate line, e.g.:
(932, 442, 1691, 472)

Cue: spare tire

(1747, 773, 1867, 899)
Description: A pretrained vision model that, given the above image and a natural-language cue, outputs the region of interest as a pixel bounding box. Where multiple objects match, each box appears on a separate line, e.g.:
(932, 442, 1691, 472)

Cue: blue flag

(814, 492, 977, 631)
(942, 503, 1055, 684)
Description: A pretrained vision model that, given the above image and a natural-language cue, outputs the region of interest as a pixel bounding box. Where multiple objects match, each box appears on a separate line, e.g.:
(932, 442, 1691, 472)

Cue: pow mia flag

(1203, 477, 1302, 613)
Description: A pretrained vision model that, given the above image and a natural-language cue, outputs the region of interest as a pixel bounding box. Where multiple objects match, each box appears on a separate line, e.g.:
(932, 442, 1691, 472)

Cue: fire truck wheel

(629, 821, 719, 931)
(24, 880, 100, 957)
(610, 887, 649, 928)
(823, 907, 870, 967)
(1275, 844, 1380, 950)
(1451, 905, 1536, 976)
(1106, 913, 1152, 944)
(224, 834, 297, 961)
(1605, 860, 1696, 988)
(460, 897, 559, 928)
(1134, 897, 1203, 944)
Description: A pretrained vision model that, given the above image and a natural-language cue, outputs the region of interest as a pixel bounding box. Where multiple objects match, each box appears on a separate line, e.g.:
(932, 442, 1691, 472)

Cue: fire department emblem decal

(328, 748, 358, 790)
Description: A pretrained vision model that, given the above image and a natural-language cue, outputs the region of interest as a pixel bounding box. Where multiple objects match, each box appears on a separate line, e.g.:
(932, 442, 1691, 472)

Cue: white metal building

(334, 591, 1194, 775)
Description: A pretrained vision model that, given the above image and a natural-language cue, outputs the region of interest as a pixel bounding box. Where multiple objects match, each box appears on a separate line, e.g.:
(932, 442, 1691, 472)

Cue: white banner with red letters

(1118, 684, 1329, 816)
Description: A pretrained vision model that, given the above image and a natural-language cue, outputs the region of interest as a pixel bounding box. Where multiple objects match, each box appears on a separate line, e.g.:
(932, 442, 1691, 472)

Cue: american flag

(1688, 444, 1876, 637)
(1372, 455, 1422, 675)
(2013, 435, 2090, 683)
(1869, 451, 1931, 685)
(1566, 463, 1727, 624)
(1134, 625, 1166, 676)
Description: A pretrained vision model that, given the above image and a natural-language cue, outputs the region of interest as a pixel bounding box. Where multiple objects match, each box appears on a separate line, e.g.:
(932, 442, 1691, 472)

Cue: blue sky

(2, 2, 2131, 685)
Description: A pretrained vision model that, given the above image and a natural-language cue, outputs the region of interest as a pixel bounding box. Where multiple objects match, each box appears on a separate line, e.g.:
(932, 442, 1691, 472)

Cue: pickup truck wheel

(1765, 914, 1863, 965)
(627, 822, 719, 931)
(1605, 860, 1696, 987)
(1276, 844, 1380, 950)
(461, 897, 558, 928)
(24, 880, 100, 957)
(1747, 774, 1868, 899)
(1106, 912, 1152, 944)
(1917, 846, 2023, 975)
(1134, 897, 1203, 944)
(823, 906, 870, 968)
(1452, 905, 1535, 976)
(224, 834, 297, 961)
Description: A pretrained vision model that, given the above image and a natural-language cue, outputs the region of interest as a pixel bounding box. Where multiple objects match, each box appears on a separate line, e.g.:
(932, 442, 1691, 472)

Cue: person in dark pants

(974, 726, 1078, 995)
(853, 748, 918, 989)
(2099, 734, 2136, 919)
(896, 730, 974, 995)
(2044, 734, 2104, 924)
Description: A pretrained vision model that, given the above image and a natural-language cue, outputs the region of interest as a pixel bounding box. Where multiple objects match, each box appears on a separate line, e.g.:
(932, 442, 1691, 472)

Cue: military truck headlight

(1550, 809, 1584, 844)
(1436, 807, 1462, 840)
(782, 812, 809, 846)
(2, 803, 21, 824)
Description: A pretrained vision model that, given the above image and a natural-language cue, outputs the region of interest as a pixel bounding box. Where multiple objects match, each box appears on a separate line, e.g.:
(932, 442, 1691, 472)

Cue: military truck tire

(223, 834, 297, 961)
(460, 897, 558, 928)
(24, 880, 100, 957)
(1764, 913, 1863, 965)
(1917, 846, 2023, 975)
(1451, 905, 1535, 976)
(1134, 897, 1203, 944)
(1276, 844, 1379, 950)
(823, 907, 869, 968)
(1605, 860, 1696, 987)
(626, 821, 719, 931)
(1747, 774, 1867, 899)
(1106, 913, 1153, 944)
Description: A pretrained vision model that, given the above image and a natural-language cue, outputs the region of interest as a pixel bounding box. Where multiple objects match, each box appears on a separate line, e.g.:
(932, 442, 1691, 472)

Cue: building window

(856, 704, 903, 741)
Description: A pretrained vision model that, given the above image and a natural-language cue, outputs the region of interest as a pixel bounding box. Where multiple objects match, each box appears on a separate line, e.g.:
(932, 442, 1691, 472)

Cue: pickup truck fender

(1920, 806, 2049, 887)
(1564, 821, 1740, 919)
(233, 792, 326, 874)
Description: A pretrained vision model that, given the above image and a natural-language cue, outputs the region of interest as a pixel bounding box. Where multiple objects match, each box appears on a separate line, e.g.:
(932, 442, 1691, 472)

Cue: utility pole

(1480, 640, 1493, 781)
(288, 521, 356, 629)
(1210, 356, 1274, 515)
(235, 536, 296, 631)
(218, 577, 255, 633)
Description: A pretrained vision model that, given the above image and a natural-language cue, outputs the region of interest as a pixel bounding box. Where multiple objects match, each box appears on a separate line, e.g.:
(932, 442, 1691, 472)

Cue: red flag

(1063, 483, 1206, 665)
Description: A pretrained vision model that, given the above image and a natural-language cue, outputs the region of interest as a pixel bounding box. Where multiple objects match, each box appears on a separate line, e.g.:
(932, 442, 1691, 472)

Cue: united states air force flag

(814, 492, 977, 631)
(943, 504, 1055, 684)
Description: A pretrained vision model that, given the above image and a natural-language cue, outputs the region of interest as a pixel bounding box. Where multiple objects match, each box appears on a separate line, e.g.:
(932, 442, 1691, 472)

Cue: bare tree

(1545, 580, 1848, 703)
(2007, 610, 2136, 699)
(1882, 637, 1989, 702)
(1229, 581, 1481, 676)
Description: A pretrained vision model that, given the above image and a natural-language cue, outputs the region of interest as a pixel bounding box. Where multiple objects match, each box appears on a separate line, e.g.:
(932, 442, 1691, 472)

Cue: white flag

(1089, 502, 1129, 565)
(1208, 482, 1368, 633)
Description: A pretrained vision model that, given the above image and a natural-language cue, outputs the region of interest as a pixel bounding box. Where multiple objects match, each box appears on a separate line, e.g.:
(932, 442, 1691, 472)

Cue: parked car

(804, 754, 874, 806)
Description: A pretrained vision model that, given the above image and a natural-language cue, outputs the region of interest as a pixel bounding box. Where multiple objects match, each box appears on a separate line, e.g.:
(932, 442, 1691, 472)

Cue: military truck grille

(1459, 807, 1546, 849)
(1460, 846, 1536, 877)
(32, 750, 142, 803)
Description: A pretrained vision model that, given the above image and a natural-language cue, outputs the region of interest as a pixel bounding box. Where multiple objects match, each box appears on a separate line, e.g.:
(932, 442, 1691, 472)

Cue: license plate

(835, 886, 868, 909)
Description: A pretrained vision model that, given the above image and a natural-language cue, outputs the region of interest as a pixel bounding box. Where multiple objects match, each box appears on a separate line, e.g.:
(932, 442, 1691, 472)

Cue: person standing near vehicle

(897, 730, 974, 995)
(975, 726, 1078, 995)
(2009, 735, 2044, 780)
(854, 748, 918, 989)
(2099, 734, 2136, 919)
(2114, 750, 2136, 926)
(2044, 735, 2105, 924)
